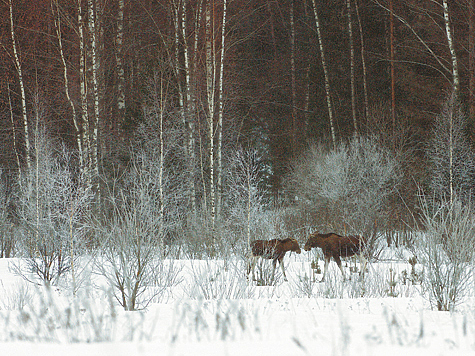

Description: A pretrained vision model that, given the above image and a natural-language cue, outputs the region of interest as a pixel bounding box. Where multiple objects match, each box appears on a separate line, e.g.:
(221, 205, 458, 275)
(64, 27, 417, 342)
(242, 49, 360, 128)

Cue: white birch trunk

(443, 0, 460, 95)
(8, 83, 21, 183)
(449, 96, 454, 206)
(304, 63, 311, 134)
(355, 0, 369, 122)
(470, 0, 475, 119)
(159, 76, 165, 253)
(116, 0, 126, 126)
(311, 0, 336, 147)
(182, 0, 198, 214)
(78, 0, 91, 187)
(290, 0, 297, 154)
(88, 0, 100, 180)
(173, 1, 186, 130)
(205, 1, 216, 226)
(347, 0, 357, 134)
(53, 1, 84, 173)
(9, 0, 30, 171)
(216, 0, 227, 220)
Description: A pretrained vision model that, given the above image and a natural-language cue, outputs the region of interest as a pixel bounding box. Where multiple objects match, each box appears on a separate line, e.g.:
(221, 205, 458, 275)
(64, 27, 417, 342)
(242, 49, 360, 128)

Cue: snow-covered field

(0, 248, 475, 356)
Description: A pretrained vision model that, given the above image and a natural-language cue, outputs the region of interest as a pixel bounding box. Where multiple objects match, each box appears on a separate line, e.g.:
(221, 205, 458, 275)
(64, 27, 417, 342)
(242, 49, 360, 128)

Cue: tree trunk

(443, 0, 459, 96)
(115, 0, 126, 131)
(53, 0, 84, 175)
(217, 0, 227, 220)
(389, 0, 396, 131)
(78, 0, 91, 188)
(205, 0, 216, 228)
(88, 0, 101, 183)
(158, 75, 165, 253)
(9, 0, 30, 171)
(8, 83, 21, 183)
(355, 0, 369, 123)
(290, 0, 297, 154)
(347, 0, 357, 134)
(470, 0, 475, 119)
(311, 0, 336, 147)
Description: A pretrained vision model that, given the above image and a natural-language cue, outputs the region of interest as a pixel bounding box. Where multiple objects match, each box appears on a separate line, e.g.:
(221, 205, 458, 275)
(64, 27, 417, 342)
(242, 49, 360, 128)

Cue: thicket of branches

(289, 135, 401, 257)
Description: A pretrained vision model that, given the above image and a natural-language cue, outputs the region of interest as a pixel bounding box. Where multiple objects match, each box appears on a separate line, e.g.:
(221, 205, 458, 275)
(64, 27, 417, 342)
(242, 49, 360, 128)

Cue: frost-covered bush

(0, 170, 13, 258)
(95, 151, 167, 311)
(427, 94, 475, 203)
(415, 194, 475, 311)
(290, 136, 401, 257)
(13, 128, 91, 287)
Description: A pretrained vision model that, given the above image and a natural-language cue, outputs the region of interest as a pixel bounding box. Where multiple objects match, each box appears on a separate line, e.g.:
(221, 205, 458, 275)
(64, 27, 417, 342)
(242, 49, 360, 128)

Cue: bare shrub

(427, 94, 475, 203)
(13, 128, 91, 287)
(0, 170, 14, 258)
(0, 286, 121, 342)
(415, 194, 475, 311)
(0, 281, 32, 311)
(289, 136, 401, 258)
(186, 259, 252, 300)
(94, 148, 184, 311)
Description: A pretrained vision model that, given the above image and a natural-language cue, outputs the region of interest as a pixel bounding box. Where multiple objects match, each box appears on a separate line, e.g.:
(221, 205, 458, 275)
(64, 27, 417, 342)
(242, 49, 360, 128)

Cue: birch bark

(116, 0, 126, 128)
(290, 0, 297, 153)
(389, 0, 396, 130)
(216, 0, 227, 219)
(8, 83, 21, 183)
(78, 0, 91, 186)
(9, 0, 30, 171)
(470, 0, 475, 119)
(88, 0, 100, 180)
(347, 0, 357, 134)
(355, 0, 368, 122)
(311, 0, 336, 147)
(442, 0, 459, 95)
(205, 0, 216, 227)
(53, 1, 84, 174)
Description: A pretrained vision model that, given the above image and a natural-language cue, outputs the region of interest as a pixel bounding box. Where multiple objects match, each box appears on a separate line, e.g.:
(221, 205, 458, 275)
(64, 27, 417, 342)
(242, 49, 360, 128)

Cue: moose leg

(271, 259, 278, 284)
(247, 256, 258, 281)
(246, 257, 251, 278)
(334, 255, 346, 280)
(278, 258, 288, 281)
(321, 256, 330, 282)
(358, 254, 368, 281)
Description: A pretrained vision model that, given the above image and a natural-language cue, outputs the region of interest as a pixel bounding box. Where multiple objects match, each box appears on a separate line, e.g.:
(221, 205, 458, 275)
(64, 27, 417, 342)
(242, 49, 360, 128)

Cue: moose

(247, 238, 301, 283)
(304, 232, 367, 281)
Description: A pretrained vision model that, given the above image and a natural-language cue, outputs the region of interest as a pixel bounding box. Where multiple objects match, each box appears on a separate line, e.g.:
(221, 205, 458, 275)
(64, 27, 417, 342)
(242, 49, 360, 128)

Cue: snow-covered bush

(289, 136, 401, 258)
(13, 128, 91, 287)
(415, 194, 475, 311)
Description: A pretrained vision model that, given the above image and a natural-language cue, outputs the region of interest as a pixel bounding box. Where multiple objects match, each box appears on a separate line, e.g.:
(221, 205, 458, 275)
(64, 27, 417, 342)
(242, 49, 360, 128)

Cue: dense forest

(0, 0, 474, 261)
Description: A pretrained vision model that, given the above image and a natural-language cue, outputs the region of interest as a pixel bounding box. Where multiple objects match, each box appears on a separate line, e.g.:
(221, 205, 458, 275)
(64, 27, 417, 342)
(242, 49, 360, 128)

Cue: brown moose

(247, 238, 301, 282)
(304, 232, 367, 281)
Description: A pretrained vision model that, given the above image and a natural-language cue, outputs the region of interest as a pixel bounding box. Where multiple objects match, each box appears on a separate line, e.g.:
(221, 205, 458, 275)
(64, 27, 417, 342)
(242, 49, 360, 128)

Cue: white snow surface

(0, 247, 474, 356)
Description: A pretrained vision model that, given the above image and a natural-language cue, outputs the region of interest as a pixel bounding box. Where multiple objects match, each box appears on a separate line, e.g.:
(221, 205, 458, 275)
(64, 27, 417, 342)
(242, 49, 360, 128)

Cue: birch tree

(355, 0, 369, 122)
(428, 93, 475, 205)
(78, 0, 91, 186)
(205, 0, 216, 227)
(9, 0, 30, 171)
(290, 0, 297, 152)
(310, 0, 336, 147)
(389, 0, 396, 129)
(216, 0, 227, 219)
(52, 0, 84, 175)
(346, 0, 357, 134)
(470, 0, 475, 119)
(115, 0, 126, 128)
(442, 0, 459, 96)
(88, 0, 100, 181)
(172, 0, 200, 215)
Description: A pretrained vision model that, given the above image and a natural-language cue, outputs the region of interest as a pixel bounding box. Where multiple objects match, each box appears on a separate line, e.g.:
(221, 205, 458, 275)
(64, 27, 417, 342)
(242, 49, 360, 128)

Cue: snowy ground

(0, 247, 475, 356)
